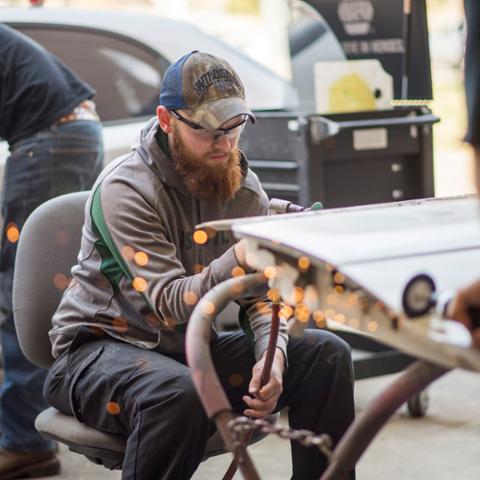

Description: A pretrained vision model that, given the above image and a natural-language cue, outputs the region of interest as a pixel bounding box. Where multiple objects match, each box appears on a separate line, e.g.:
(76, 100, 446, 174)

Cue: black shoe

(0, 448, 60, 479)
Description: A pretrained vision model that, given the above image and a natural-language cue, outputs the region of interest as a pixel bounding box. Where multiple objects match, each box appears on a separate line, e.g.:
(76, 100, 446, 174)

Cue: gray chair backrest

(13, 192, 89, 369)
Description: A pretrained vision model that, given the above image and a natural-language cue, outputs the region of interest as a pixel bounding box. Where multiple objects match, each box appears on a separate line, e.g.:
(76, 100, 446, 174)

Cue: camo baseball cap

(159, 51, 255, 129)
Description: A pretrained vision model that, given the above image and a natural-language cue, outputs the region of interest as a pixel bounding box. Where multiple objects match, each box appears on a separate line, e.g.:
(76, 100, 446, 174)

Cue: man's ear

(157, 106, 172, 133)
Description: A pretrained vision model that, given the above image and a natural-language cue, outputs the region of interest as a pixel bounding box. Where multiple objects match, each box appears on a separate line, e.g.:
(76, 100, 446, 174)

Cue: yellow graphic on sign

(328, 73, 376, 113)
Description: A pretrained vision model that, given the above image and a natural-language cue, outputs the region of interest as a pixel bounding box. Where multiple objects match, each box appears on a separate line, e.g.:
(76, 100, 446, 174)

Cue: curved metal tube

(186, 273, 268, 480)
(260, 301, 281, 385)
(222, 301, 281, 480)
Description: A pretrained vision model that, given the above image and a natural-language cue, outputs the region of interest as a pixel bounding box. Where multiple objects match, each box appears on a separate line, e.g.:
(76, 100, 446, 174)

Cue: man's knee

(298, 329, 353, 375)
(168, 377, 206, 411)
(132, 374, 213, 443)
(137, 373, 207, 421)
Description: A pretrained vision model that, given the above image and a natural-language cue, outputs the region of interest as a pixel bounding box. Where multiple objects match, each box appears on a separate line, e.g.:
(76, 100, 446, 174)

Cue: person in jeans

(43, 50, 355, 480)
(448, 2, 480, 337)
(0, 24, 103, 478)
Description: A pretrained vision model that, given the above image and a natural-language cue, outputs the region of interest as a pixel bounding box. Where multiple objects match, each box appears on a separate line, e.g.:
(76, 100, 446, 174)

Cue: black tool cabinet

(241, 106, 439, 209)
(240, 106, 439, 416)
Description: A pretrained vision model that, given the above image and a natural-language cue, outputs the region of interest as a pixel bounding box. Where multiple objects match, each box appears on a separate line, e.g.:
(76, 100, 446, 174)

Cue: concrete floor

(37, 368, 480, 480)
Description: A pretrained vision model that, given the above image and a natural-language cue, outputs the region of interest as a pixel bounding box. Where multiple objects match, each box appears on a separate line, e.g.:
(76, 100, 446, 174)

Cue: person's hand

(447, 279, 480, 347)
(233, 239, 249, 269)
(243, 348, 284, 418)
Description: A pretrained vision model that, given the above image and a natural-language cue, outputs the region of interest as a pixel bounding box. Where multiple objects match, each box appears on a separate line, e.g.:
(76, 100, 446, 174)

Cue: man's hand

(243, 348, 284, 418)
(233, 239, 249, 269)
(448, 279, 480, 347)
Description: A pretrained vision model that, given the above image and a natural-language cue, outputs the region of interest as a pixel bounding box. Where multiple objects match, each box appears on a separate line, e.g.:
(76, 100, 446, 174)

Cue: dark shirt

(155, 125, 172, 158)
(0, 24, 95, 145)
(464, 0, 480, 146)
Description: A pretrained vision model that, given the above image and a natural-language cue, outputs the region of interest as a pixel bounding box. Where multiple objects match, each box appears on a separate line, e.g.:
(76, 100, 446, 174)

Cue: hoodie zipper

(193, 197, 204, 269)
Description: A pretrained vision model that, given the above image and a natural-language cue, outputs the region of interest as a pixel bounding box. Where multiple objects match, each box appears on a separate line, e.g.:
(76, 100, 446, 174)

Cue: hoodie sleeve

(234, 176, 289, 363)
(238, 295, 289, 364)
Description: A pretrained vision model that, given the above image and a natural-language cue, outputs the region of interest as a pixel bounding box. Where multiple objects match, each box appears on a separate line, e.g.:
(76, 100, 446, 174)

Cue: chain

(227, 416, 333, 460)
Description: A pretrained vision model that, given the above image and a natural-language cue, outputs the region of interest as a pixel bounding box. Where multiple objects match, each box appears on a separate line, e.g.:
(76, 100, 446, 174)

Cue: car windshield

(0, 8, 299, 116)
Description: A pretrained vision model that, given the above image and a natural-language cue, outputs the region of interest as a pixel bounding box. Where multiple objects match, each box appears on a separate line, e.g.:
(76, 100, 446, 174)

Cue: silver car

(0, 7, 299, 171)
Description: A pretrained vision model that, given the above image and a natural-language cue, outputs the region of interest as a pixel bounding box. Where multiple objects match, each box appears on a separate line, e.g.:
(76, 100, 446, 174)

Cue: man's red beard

(171, 124, 243, 201)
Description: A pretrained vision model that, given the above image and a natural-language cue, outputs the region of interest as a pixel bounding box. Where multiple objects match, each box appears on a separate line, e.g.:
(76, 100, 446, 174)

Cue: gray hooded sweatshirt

(49, 118, 288, 361)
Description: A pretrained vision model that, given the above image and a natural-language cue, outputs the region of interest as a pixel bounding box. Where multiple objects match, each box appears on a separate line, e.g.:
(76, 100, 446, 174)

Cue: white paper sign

(314, 59, 393, 114)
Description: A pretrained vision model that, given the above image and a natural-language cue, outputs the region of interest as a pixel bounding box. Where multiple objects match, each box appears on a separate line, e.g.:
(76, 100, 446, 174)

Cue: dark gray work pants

(44, 329, 354, 480)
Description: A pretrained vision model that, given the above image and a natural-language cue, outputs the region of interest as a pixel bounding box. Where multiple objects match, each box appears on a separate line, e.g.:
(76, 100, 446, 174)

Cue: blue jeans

(0, 120, 103, 452)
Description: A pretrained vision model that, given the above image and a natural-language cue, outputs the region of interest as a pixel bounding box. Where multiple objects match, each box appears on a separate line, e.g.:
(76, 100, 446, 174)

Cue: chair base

(36, 407, 279, 470)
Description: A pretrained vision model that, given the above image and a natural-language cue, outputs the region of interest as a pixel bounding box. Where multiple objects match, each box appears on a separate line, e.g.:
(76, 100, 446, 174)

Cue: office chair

(12, 191, 275, 470)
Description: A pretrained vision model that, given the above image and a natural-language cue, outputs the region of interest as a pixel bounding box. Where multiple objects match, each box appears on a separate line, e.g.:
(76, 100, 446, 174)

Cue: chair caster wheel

(407, 390, 429, 417)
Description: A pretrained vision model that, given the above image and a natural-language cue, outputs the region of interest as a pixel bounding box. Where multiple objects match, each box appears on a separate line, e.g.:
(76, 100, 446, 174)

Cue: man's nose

(214, 133, 232, 150)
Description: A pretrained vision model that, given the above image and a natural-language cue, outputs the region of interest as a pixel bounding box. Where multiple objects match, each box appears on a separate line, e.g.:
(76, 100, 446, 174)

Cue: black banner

(303, 0, 433, 100)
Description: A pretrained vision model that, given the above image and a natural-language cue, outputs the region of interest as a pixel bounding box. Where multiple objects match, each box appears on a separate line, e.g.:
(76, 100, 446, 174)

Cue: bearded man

(43, 51, 355, 480)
